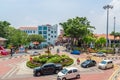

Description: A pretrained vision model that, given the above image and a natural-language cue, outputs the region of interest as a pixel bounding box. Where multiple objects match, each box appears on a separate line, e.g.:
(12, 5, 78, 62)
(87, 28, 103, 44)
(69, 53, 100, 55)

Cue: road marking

(1, 67, 16, 79)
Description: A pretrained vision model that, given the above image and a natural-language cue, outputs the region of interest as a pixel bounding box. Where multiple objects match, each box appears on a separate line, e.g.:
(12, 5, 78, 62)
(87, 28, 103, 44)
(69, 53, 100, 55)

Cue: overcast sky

(0, 0, 120, 33)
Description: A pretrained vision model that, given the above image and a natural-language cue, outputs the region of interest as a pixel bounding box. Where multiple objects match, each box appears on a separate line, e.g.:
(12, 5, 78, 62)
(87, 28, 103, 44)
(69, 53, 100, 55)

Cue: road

(0, 46, 117, 80)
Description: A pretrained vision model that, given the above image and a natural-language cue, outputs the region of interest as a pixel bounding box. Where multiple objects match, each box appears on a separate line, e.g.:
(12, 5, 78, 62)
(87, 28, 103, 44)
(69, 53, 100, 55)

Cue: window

(51, 36, 53, 38)
(48, 29, 50, 31)
(51, 31, 53, 33)
(54, 36, 56, 38)
(43, 31, 47, 34)
(68, 70, 72, 74)
(73, 69, 77, 73)
(39, 31, 42, 34)
(43, 26, 47, 30)
(43, 35, 47, 39)
(33, 31, 35, 33)
(54, 31, 56, 33)
(39, 26, 42, 30)
(48, 38, 50, 40)
(48, 34, 50, 36)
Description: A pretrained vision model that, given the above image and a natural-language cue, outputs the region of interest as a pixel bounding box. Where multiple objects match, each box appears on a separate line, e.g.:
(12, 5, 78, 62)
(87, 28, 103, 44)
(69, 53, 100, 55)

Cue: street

(0, 46, 119, 80)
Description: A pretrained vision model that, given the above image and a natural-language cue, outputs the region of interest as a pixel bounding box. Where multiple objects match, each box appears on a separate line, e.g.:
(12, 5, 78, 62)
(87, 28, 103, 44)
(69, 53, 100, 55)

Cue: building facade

(38, 24, 58, 45)
(19, 26, 38, 35)
(19, 24, 58, 45)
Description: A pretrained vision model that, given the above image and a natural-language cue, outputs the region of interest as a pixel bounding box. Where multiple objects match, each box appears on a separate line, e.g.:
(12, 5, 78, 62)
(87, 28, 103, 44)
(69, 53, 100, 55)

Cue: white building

(19, 24, 58, 45)
(19, 26, 38, 35)
(38, 24, 58, 45)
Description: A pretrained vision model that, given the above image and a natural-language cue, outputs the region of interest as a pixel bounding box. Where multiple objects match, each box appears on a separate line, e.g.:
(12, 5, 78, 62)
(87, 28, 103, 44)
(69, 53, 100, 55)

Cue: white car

(57, 67, 80, 80)
(98, 60, 114, 70)
(91, 52, 106, 57)
(30, 51, 40, 56)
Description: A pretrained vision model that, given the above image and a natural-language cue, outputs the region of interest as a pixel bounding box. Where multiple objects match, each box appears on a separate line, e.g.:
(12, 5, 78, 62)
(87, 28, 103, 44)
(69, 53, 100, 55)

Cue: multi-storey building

(19, 26, 38, 35)
(38, 24, 58, 45)
(19, 24, 58, 45)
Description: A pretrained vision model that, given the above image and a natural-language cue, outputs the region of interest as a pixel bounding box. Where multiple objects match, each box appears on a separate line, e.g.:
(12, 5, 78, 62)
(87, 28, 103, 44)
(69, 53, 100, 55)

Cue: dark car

(33, 63, 63, 76)
(81, 60, 96, 68)
(71, 50, 81, 55)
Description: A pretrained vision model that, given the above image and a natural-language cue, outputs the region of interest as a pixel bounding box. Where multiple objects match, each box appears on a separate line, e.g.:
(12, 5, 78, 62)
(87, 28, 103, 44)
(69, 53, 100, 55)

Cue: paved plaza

(0, 46, 120, 80)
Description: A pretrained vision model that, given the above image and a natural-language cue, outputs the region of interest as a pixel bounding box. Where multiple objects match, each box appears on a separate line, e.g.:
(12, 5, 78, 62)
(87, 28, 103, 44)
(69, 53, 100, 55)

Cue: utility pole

(103, 5, 113, 51)
(114, 17, 116, 54)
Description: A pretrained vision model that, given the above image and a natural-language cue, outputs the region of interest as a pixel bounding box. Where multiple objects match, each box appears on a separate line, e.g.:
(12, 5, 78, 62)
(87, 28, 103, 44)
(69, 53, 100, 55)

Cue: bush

(26, 54, 74, 68)
(26, 61, 41, 68)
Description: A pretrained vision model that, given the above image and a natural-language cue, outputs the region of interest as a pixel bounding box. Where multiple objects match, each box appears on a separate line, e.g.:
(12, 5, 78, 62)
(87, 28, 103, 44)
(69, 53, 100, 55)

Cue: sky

(0, 0, 120, 34)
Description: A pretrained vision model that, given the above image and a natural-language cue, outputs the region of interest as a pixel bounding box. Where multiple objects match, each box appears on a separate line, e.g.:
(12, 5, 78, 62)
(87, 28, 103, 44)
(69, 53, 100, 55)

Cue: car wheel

(55, 70, 59, 74)
(62, 77, 66, 80)
(111, 65, 114, 68)
(76, 75, 80, 79)
(35, 72, 41, 76)
(86, 65, 89, 68)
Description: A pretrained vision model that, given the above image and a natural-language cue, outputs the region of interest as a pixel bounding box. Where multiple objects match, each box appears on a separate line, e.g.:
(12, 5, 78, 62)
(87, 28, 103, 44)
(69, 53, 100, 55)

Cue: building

(95, 34, 120, 46)
(19, 26, 38, 35)
(19, 24, 58, 45)
(38, 24, 58, 45)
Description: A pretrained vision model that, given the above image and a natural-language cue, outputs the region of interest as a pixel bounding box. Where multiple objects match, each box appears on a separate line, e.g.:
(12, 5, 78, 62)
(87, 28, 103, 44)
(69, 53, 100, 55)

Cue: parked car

(0, 46, 9, 55)
(91, 52, 106, 57)
(57, 67, 80, 80)
(30, 51, 40, 56)
(71, 50, 81, 55)
(98, 60, 114, 70)
(81, 60, 96, 68)
(33, 63, 62, 76)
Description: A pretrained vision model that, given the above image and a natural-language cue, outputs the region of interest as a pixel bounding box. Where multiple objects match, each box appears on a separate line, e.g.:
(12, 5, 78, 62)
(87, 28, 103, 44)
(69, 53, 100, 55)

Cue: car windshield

(83, 60, 91, 64)
(101, 61, 106, 64)
(61, 68, 68, 74)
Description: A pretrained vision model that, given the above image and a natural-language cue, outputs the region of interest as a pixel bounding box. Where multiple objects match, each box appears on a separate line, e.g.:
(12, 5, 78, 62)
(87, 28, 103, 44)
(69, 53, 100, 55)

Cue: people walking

(77, 58, 80, 65)
(57, 48, 60, 54)
(10, 46, 15, 57)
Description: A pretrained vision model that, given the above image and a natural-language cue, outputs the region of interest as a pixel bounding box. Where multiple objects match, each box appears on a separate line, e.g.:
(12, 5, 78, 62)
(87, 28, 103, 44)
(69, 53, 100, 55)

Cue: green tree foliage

(83, 36, 96, 44)
(0, 21, 10, 37)
(59, 17, 95, 46)
(95, 37, 106, 47)
(27, 34, 45, 43)
(6, 27, 28, 47)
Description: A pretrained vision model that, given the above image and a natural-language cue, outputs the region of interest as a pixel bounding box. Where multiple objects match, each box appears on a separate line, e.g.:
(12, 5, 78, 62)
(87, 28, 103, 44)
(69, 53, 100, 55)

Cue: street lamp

(103, 5, 113, 50)
(114, 17, 116, 54)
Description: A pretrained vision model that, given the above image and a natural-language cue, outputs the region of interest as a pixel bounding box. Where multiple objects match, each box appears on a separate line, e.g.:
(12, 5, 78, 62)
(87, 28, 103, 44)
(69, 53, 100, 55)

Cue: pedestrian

(77, 58, 80, 65)
(10, 46, 15, 57)
(57, 48, 60, 54)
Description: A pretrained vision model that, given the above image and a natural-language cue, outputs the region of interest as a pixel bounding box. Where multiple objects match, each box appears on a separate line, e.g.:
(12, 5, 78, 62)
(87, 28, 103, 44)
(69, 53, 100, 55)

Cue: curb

(108, 65, 120, 80)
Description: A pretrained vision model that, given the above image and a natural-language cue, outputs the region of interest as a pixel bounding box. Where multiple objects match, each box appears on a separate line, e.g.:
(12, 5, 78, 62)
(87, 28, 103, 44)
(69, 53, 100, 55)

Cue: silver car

(91, 52, 106, 57)
(98, 60, 114, 70)
(57, 67, 80, 80)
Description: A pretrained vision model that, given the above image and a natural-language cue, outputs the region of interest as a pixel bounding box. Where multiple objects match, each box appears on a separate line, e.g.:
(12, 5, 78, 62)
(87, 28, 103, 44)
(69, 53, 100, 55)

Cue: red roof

(95, 34, 120, 40)
(19, 26, 37, 30)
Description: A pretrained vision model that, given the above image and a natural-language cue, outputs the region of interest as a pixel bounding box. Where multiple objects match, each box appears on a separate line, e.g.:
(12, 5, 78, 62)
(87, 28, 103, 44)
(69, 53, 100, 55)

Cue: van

(98, 60, 114, 70)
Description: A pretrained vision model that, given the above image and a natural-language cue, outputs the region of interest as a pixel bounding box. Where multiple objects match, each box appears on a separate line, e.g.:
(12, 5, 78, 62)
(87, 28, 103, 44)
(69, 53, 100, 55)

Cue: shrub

(26, 61, 41, 68)
(26, 54, 74, 68)
(47, 57, 61, 63)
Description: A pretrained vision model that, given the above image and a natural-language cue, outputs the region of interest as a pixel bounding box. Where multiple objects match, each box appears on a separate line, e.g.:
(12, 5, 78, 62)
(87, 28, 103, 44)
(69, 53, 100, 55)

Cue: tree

(59, 17, 95, 47)
(6, 27, 28, 47)
(0, 21, 10, 38)
(95, 37, 106, 48)
(27, 34, 45, 43)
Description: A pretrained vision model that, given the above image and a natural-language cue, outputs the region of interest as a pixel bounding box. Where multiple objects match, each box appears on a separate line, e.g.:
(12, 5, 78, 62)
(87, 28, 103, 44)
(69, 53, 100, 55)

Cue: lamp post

(114, 17, 116, 54)
(103, 5, 113, 50)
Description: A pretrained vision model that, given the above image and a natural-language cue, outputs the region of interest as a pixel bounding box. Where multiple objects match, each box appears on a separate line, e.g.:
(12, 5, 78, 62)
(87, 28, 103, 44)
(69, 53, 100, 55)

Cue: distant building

(19, 24, 58, 45)
(19, 26, 38, 35)
(38, 24, 58, 45)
